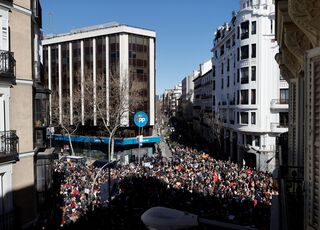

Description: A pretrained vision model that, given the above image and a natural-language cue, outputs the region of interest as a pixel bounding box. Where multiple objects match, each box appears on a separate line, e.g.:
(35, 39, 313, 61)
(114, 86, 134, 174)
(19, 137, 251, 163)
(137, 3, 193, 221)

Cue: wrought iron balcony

(0, 50, 16, 85)
(0, 130, 19, 163)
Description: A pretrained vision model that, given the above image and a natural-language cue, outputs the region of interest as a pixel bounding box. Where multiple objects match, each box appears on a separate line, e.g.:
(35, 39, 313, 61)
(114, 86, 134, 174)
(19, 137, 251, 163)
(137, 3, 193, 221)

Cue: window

(237, 48, 240, 61)
(237, 69, 240, 83)
(279, 112, 288, 126)
(237, 112, 240, 123)
(240, 21, 249, 40)
(246, 135, 252, 145)
(232, 34, 235, 46)
(251, 21, 256, 34)
(227, 76, 230, 87)
(241, 90, 249, 104)
(213, 95, 215, 106)
(241, 45, 249, 60)
(237, 26, 240, 39)
(227, 58, 230, 71)
(241, 67, 249, 84)
(226, 39, 230, 49)
(280, 89, 289, 104)
(251, 44, 256, 58)
(251, 66, 256, 81)
(221, 63, 224, 74)
(220, 45, 224, 56)
(240, 112, 249, 124)
(254, 136, 260, 147)
(221, 78, 224, 89)
(237, 90, 240, 104)
(251, 89, 256, 104)
(213, 80, 215, 90)
(213, 65, 216, 77)
(251, 112, 256, 124)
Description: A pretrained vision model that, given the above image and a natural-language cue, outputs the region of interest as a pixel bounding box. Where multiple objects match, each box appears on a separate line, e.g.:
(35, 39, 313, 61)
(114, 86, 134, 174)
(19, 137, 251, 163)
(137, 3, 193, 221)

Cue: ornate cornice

(284, 24, 311, 65)
(288, 0, 320, 47)
(275, 47, 302, 80)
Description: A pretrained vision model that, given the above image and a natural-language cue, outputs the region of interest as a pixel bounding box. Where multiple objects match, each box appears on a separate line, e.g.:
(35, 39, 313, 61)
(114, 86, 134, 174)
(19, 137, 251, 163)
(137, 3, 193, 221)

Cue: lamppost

(90, 160, 118, 210)
(141, 207, 258, 230)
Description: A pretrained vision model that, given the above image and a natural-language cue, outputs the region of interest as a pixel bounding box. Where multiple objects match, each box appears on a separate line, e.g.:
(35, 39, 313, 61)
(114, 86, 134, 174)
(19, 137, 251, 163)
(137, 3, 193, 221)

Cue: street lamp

(141, 207, 257, 230)
(90, 160, 118, 210)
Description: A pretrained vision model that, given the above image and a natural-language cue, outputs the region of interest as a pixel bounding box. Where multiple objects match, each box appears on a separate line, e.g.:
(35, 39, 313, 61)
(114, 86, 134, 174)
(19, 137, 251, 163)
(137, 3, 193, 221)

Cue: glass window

(220, 45, 224, 56)
(241, 45, 249, 60)
(246, 135, 252, 145)
(251, 89, 256, 104)
(227, 76, 230, 87)
(280, 89, 289, 104)
(227, 58, 230, 71)
(241, 112, 249, 124)
(251, 66, 256, 81)
(254, 136, 260, 147)
(251, 44, 256, 58)
(221, 78, 224, 89)
(213, 65, 216, 77)
(240, 21, 249, 40)
(279, 112, 288, 126)
(237, 69, 240, 83)
(221, 62, 224, 74)
(241, 67, 249, 84)
(241, 90, 249, 104)
(251, 21, 256, 34)
(251, 112, 256, 124)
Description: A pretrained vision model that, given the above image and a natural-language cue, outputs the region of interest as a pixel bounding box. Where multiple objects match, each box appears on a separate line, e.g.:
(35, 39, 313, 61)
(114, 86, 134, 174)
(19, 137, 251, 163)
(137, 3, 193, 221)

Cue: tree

(84, 69, 143, 160)
(51, 82, 84, 156)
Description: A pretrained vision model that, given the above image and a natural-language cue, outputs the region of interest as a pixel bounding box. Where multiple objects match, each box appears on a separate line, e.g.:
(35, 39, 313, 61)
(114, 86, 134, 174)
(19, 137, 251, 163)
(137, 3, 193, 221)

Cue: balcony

(0, 51, 16, 85)
(270, 99, 289, 110)
(270, 122, 288, 133)
(0, 130, 19, 163)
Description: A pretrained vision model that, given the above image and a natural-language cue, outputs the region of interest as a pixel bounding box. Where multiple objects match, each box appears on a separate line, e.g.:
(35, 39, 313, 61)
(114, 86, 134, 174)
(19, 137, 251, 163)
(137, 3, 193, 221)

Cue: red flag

(214, 171, 219, 183)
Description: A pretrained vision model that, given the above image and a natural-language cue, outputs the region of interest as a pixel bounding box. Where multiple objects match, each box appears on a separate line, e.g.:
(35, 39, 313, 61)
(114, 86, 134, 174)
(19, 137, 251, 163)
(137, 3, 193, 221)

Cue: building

(162, 85, 182, 117)
(181, 70, 197, 122)
(0, 0, 44, 228)
(276, 0, 320, 229)
(192, 60, 213, 143)
(211, 0, 288, 172)
(42, 22, 157, 161)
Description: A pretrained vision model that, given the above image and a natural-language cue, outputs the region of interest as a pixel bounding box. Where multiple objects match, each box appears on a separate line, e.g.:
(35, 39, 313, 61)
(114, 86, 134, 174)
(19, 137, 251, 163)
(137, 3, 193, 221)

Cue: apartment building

(276, 0, 320, 229)
(192, 60, 213, 143)
(0, 0, 44, 228)
(211, 0, 288, 172)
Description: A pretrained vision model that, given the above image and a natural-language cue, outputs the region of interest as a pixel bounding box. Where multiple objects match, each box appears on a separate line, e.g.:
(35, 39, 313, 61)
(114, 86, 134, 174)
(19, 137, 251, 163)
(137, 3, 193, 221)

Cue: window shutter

(305, 47, 320, 228)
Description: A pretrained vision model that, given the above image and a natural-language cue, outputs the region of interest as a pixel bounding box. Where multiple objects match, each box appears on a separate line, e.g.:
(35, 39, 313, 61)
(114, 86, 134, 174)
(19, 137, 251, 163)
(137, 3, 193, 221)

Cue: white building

(181, 70, 198, 122)
(211, 0, 288, 172)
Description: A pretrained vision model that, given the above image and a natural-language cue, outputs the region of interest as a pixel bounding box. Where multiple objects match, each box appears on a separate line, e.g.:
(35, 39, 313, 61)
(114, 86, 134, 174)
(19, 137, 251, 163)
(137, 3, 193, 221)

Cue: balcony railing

(0, 130, 19, 163)
(0, 51, 16, 85)
(271, 99, 289, 105)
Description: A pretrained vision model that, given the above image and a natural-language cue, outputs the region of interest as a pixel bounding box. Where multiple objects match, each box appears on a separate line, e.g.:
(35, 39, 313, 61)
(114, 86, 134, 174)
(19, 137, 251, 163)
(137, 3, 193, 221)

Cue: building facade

(192, 60, 213, 143)
(276, 0, 320, 229)
(211, 0, 288, 172)
(42, 23, 156, 159)
(0, 0, 44, 228)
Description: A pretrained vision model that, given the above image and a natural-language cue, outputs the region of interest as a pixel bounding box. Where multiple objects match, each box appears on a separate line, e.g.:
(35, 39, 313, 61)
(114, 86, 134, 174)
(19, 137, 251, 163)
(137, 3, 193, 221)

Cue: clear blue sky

(41, 0, 239, 95)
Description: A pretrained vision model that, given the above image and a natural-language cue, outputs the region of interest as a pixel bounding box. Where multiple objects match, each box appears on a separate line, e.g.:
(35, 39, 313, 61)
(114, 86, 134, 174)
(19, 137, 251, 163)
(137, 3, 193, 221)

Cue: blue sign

(134, 111, 149, 127)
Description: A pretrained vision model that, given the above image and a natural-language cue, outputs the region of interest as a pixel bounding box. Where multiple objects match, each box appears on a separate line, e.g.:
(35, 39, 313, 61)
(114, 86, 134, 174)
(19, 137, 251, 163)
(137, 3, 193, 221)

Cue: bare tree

(51, 83, 83, 156)
(84, 69, 144, 160)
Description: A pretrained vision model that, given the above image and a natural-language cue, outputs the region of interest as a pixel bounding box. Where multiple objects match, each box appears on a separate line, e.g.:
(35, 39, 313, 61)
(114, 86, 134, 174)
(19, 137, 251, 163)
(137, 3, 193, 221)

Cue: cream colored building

(276, 0, 320, 229)
(0, 0, 42, 228)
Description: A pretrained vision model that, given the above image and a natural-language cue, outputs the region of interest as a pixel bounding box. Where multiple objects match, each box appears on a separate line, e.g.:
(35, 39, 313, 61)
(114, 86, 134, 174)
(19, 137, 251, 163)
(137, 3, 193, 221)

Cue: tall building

(0, 0, 43, 228)
(276, 0, 320, 229)
(181, 70, 197, 122)
(42, 22, 157, 160)
(211, 0, 288, 172)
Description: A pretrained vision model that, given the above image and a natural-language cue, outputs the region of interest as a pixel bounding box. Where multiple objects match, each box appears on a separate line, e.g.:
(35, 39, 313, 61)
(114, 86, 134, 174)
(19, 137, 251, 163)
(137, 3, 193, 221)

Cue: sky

(41, 0, 240, 95)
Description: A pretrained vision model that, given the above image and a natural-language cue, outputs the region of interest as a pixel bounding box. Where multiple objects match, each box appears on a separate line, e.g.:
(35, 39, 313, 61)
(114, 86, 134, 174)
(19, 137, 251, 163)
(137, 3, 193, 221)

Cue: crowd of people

(53, 142, 277, 228)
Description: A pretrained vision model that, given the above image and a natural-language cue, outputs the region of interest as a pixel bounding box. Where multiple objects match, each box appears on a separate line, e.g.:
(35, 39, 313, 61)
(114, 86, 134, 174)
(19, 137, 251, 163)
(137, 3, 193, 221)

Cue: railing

(0, 51, 16, 85)
(270, 122, 288, 131)
(271, 99, 289, 105)
(0, 130, 19, 155)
